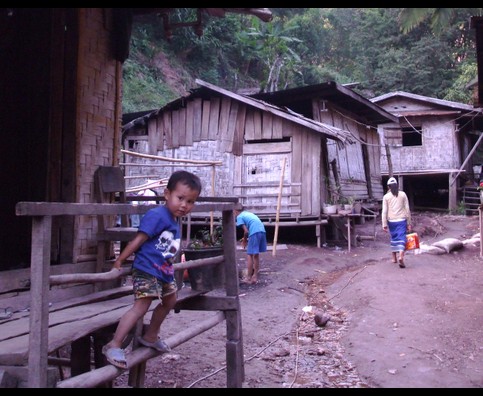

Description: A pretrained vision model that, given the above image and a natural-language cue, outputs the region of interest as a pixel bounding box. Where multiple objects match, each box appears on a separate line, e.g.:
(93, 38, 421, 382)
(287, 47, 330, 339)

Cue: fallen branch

(328, 265, 368, 303)
(186, 330, 292, 388)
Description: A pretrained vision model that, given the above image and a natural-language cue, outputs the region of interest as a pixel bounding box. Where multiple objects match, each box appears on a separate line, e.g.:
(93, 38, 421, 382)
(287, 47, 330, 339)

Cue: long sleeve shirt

(381, 190, 411, 228)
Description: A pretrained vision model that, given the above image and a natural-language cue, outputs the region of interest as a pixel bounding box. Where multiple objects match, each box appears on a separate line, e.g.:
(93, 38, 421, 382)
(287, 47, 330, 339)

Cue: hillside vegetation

(123, 8, 481, 114)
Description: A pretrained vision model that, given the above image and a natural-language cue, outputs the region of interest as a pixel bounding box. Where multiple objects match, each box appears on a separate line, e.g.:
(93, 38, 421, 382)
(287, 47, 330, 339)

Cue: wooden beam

(56, 312, 226, 388)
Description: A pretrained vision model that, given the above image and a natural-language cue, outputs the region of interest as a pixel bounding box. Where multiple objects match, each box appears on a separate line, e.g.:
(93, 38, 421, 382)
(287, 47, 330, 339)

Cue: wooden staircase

(463, 186, 480, 216)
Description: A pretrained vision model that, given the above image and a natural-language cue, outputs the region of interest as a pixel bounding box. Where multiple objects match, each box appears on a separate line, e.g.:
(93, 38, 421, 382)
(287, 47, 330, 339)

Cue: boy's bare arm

(113, 232, 149, 269)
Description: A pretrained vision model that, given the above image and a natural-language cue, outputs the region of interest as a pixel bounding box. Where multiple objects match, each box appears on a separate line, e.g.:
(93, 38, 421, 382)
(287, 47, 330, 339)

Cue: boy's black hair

(167, 170, 202, 194)
(234, 202, 244, 211)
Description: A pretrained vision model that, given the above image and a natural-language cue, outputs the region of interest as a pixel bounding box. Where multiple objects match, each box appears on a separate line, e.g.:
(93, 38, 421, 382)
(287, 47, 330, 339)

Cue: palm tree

(399, 8, 483, 35)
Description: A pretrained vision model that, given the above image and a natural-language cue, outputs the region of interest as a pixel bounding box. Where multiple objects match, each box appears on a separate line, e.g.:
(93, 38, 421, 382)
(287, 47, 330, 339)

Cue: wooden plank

(0, 261, 91, 295)
(282, 116, 292, 138)
(185, 100, 194, 146)
(262, 112, 273, 139)
(201, 99, 211, 140)
(0, 295, 132, 343)
(221, 209, 239, 298)
(291, 126, 302, 208)
(171, 110, 180, 148)
(155, 114, 165, 152)
(179, 107, 188, 146)
(28, 216, 52, 388)
(162, 112, 172, 150)
(217, 97, 231, 151)
(223, 100, 238, 152)
(0, 286, 199, 346)
(0, 297, 134, 366)
(147, 118, 158, 155)
(208, 97, 220, 140)
(310, 132, 321, 216)
(16, 201, 238, 217)
(233, 104, 246, 156)
(242, 141, 291, 155)
(244, 108, 255, 141)
(272, 115, 283, 139)
(301, 129, 312, 215)
(262, 220, 328, 226)
(237, 193, 297, 199)
(225, 311, 243, 387)
(192, 97, 202, 142)
(253, 110, 262, 140)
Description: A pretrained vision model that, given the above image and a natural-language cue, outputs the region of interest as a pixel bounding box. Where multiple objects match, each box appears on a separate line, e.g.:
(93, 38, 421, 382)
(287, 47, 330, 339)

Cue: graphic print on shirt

(155, 230, 180, 263)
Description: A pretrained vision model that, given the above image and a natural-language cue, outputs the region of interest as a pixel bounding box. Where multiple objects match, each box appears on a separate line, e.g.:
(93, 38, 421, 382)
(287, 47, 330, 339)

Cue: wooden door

(235, 141, 297, 216)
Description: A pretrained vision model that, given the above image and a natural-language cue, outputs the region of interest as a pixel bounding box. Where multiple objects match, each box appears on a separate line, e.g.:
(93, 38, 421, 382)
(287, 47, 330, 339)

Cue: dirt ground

(113, 212, 483, 388)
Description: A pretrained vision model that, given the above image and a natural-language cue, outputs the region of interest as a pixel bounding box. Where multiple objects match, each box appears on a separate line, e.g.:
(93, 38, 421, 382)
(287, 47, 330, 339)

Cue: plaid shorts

(132, 268, 177, 301)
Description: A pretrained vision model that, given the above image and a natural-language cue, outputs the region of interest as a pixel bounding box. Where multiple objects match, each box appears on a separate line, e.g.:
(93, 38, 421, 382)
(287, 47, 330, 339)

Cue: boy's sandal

(138, 336, 171, 353)
(102, 346, 128, 369)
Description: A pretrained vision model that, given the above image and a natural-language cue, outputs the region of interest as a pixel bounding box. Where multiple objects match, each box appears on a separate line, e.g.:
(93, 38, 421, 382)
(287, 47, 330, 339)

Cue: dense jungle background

(122, 8, 482, 114)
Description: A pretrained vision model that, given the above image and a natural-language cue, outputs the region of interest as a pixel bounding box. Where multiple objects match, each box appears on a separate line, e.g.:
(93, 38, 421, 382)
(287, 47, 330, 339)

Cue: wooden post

(28, 216, 52, 388)
(272, 157, 286, 256)
(210, 164, 215, 236)
(480, 204, 483, 258)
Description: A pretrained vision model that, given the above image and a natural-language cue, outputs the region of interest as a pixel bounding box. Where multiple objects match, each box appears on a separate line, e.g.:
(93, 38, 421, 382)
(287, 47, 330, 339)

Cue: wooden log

(174, 255, 224, 271)
(49, 268, 131, 286)
(56, 312, 226, 388)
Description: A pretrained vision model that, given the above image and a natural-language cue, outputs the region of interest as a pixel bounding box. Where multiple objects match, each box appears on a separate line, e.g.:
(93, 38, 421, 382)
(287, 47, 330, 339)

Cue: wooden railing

(14, 201, 242, 388)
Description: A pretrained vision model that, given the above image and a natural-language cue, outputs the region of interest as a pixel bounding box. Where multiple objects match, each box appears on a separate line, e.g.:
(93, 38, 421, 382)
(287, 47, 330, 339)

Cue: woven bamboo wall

(76, 8, 123, 261)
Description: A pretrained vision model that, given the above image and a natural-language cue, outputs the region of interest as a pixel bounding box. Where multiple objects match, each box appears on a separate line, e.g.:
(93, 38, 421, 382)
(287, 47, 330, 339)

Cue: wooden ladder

(463, 186, 480, 216)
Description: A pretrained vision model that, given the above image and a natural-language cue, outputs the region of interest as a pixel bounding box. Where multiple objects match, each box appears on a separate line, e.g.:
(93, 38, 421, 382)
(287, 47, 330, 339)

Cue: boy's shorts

(132, 268, 177, 300)
(246, 232, 267, 255)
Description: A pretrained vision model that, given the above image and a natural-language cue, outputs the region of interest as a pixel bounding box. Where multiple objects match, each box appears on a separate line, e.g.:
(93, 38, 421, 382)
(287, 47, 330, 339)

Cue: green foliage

(187, 226, 223, 249)
(454, 201, 466, 215)
(122, 60, 179, 113)
(444, 61, 477, 104)
(123, 8, 482, 113)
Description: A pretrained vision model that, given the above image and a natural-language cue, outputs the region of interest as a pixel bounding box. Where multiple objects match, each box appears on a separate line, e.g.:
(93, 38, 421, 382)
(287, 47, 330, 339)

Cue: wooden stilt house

(122, 80, 397, 244)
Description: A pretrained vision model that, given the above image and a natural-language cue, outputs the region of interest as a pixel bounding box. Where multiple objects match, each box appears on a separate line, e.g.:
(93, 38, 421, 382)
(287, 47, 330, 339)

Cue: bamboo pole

(272, 157, 286, 256)
(210, 164, 216, 236)
(121, 149, 222, 165)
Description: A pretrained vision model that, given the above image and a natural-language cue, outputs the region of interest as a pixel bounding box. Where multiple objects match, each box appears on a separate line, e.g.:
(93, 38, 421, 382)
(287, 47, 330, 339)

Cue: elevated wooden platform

(8, 201, 242, 388)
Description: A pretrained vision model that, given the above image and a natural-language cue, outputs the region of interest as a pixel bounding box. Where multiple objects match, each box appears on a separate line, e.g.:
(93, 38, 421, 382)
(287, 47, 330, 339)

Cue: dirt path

(114, 213, 483, 388)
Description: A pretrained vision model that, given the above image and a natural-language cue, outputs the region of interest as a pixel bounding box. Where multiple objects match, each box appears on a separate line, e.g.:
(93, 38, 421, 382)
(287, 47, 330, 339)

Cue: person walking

(102, 170, 202, 369)
(234, 204, 267, 284)
(381, 177, 412, 268)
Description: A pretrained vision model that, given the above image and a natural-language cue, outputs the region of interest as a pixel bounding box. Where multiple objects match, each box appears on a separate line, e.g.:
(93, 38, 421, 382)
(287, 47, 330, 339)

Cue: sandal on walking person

(399, 253, 406, 268)
(102, 345, 128, 369)
(138, 336, 171, 353)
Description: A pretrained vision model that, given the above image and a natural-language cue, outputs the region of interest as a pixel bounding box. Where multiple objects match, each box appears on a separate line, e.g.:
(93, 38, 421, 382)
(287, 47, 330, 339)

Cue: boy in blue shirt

(102, 170, 202, 369)
(234, 204, 267, 285)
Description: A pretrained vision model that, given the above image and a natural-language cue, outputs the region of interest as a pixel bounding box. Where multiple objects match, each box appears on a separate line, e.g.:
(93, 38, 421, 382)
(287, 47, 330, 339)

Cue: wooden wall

(315, 100, 382, 202)
(378, 97, 460, 174)
(76, 8, 124, 262)
(123, 95, 328, 218)
(0, 8, 124, 271)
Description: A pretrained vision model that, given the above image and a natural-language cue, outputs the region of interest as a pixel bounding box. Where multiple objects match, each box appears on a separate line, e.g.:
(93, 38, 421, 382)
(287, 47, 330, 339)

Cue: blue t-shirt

(236, 211, 266, 236)
(133, 205, 180, 282)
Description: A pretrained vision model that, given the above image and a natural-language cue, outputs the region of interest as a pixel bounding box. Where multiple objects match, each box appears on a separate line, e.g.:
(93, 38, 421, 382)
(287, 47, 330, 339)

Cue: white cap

(387, 177, 397, 185)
